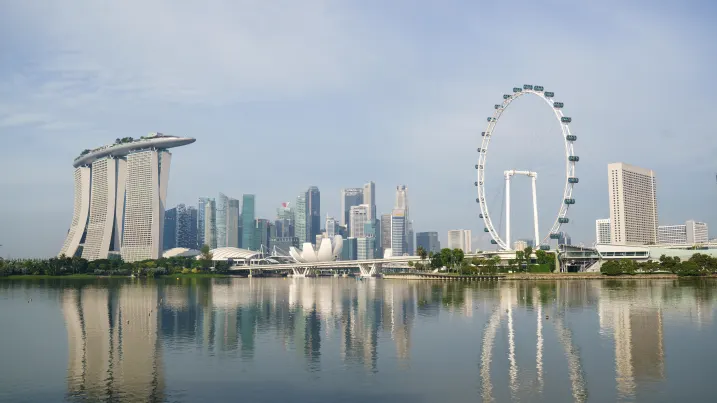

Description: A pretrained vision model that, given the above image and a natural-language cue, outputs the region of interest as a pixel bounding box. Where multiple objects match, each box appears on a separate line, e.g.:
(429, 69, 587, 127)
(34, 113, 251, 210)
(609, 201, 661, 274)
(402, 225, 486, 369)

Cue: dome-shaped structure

(163, 247, 201, 258)
(290, 236, 343, 263)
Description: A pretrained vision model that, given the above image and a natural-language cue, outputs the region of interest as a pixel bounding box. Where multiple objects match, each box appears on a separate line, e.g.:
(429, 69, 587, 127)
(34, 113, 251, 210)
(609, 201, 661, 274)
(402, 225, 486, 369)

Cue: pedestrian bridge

(230, 256, 423, 277)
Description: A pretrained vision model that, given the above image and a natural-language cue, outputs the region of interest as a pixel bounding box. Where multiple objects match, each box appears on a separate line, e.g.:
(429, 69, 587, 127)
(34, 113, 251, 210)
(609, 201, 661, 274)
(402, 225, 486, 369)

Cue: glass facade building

(241, 194, 256, 250)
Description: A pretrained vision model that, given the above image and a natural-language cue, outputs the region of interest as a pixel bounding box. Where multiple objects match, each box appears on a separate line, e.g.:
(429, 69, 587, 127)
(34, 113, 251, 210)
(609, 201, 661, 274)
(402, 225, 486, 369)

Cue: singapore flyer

(476, 84, 577, 251)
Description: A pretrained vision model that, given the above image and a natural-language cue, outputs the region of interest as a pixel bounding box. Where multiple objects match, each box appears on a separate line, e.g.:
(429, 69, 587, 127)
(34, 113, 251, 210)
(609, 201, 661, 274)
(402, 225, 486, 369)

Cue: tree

(640, 260, 658, 274)
(689, 253, 717, 274)
(524, 246, 534, 268)
(451, 248, 465, 271)
(439, 248, 454, 271)
(659, 254, 681, 274)
(199, 244, 213, 269)
(677, 260, 704, 276)
(417, 246, 428, 262)
(601, 260, 622, 276)
(515, 250, 525, 272)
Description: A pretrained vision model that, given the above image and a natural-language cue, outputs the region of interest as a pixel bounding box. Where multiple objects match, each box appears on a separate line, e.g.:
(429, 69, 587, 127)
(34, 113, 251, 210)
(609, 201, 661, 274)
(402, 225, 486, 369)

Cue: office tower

(363, 181, 376, 221)
(596, 219, 611, 244)
(357, 237, 375, 260)
(163, 207, 177, 251)
(227, 198, 240, 248)
(406, 220, 415, 255)
(608, 163, 658, 245)
(349, 204, 370, 238)
(341, 188, 364, 228)
(216, 193, 228, 247)
(447, 229, 472, 253)
(326, 216, 338, 238)
(381, 214, 392, 252)
(295, 194, 309, 244)
(390, 209, 406, 256)
(204, 199, 217, 249)
(416, 231, 440, 253)
(276, 202, 294, 238)
(176, 204, 197, 249)
(658, 220, 709, 245)
(341, 237, 358, 260)
(254, 219, 270, 251)
(241, 194, 256, 250)
(558, 232, 572, 246)
(373, 219, 382, 257)
(307, 186, 321, 245)
(197, 197, 211, 248)
(395, 185, 408, 211)
(59, 133, 194, 261)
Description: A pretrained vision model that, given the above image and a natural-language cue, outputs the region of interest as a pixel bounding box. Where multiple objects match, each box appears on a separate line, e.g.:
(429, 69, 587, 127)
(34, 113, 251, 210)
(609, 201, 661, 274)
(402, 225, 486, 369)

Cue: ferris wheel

(476, 84, 578, 251)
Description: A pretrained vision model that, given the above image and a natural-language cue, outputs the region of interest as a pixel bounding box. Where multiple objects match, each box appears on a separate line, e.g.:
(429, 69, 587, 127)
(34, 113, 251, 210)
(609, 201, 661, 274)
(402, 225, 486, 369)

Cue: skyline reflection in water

(1, 278, 716, 402)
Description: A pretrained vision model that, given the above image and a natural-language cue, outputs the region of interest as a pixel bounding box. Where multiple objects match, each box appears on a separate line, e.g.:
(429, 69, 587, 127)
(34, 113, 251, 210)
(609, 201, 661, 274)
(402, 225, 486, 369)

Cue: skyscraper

(307, 186, 321, 244)
(326, 216, 338, 238)
(349, 204, 370, 238)
(276, 202, 294, 238)
(227, 198, 240, 248)
(295, 194, 308, 244)
(254, 219, 270, 251)
(59, 133, 194, 262)
(608, 163, 658, 245)
(216, 193, 228, 248)
(363, 181, 376, 221)
(341, 188, 364, 229)
(197, 197, 210, 248)
(390, 209, 406, 256)
(447, 229, 472, 253)
(416, 232, 440, 253)
(596, 219, 611, 244)
(658, 220, 709, 245)
(380, 214, 392, 252)
(395, 185, 408, 211)
(163, 207, 177, 251)
(176, 204, 197, 249)
(204, 199, 217, 249)
(241, 194, 256, 250)
(357, 237, 375, 260)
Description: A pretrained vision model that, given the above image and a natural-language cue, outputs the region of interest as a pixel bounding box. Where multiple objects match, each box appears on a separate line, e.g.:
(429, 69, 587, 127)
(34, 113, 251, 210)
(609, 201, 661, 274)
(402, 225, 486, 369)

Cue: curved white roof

(73, 134, 195, 167)
(163, 247, 201, 258)
(208, 247, 261, 261)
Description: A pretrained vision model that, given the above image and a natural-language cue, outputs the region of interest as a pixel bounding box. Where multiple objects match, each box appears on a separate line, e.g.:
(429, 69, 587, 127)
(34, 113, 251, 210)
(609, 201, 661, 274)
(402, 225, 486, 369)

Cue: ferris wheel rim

(476, 85, 577, 251)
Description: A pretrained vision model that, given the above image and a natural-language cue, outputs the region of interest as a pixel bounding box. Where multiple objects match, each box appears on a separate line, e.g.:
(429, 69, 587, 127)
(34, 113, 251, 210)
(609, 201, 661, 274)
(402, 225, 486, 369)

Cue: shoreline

(0, 273, 232, 280)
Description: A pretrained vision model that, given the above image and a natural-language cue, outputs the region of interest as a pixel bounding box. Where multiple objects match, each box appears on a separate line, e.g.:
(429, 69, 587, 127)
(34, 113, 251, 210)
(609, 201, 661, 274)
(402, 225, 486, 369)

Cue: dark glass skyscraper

(241, 195, 256, 250)
(307, 186, 320, 245)
(416, 231, 440, 253)
(163, 207, 177, 251)
(176, 204, 198, 249)
(197, 197, 211, 249)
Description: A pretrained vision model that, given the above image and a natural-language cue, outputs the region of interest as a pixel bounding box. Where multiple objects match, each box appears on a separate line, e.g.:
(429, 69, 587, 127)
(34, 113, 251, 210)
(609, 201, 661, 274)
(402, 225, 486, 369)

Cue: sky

(1, 0, 716, 258)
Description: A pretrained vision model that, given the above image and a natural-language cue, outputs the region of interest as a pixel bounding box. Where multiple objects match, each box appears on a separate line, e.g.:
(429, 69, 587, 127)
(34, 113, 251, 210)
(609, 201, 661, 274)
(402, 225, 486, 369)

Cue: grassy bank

(0, 274, 104, 280)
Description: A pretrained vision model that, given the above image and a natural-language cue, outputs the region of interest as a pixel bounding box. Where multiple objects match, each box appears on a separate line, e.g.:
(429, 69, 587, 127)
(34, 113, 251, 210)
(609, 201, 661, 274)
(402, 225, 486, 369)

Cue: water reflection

(42, 278, 717, 402)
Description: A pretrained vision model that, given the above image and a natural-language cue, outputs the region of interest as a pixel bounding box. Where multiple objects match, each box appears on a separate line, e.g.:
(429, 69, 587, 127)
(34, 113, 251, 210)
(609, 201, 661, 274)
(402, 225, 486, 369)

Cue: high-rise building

(241, 194, 256, 250)
(390, 209, 406, 256)
(380, 214, 392, 252)
(59, 134, 194, 262)
(513, 240, 528, 252)
(341, 237, 357, 260)
(163, 207, 177, 251)
(176, 204, 197, 249)
(658, 220, 709, 245)
(341, 188, 364, 229)
(447, 229, 472, 253)
(349, 204, 370, 238)
(295, 194, 309, 244)
(204, 199, 217, 249)
(416, 231, 440, 253)
(276, 202, 294, 238)
(596, 219, 611, 244)
(254, 219, 270, 251)
(216, 193, 228, 248)
(227, 198, 240, 248)
(395, 185, 408, 211)
(406, 220, 415, 255)
(363, 181, 376, 221)
(608, 163, 658, 245)
(197, 197, 210, 248)
(307, 186, 321, 245)
(357, 237, 375, 260)
(558, 232, 572, 246)
(326, 216, 338, 238)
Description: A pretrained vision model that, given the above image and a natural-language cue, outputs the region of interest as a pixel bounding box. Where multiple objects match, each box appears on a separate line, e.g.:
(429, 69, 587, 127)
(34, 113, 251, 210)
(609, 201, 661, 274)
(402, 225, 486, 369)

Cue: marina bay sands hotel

(59, 133, 195, 262)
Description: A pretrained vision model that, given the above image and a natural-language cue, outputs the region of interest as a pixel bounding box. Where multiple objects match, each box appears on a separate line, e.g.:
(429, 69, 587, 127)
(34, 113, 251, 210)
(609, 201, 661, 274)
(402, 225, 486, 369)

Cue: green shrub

(181, 268, 190, 274)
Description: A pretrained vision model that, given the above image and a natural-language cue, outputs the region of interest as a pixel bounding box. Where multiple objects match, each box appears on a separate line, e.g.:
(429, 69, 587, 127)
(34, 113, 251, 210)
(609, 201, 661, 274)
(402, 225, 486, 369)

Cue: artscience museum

(289, 235, 344, 263)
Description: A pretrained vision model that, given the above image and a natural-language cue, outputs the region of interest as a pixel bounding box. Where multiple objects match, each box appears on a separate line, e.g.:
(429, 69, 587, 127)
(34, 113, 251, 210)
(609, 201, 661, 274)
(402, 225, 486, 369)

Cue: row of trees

(0, 245, 220, 277)
(600, 253, 717, 276)
(412, 246, 556, 275)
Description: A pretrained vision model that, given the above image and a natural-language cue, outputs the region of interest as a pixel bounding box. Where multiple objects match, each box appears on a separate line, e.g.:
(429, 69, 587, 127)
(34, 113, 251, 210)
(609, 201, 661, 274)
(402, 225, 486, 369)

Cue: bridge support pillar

(358, 263, 382, 277)
(292, 267, 314, 277)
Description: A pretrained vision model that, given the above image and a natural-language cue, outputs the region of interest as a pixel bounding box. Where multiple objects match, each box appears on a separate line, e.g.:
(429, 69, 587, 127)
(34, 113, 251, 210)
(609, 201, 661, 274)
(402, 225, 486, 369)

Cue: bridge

(230, 256, 423, 277)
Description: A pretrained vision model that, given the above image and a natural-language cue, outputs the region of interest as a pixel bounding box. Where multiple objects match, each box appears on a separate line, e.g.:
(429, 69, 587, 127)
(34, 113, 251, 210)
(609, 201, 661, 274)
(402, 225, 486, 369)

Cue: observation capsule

(540, 245, 550, 250)
(481, 131, 486, 136)
(569, 156, 580, 162)
(513, 87, 522, 92)
(487, 117, 496, 122)
(523, 84, 533, 90)
(544, 91, 554, 97)
(474, 181, 478, 186)
(476, 198, 480, 203)
(549, 233, 561, 240)
(477, 148, 483, 152)
(484, 228, 490, 233)
(491, 240, 498, 245)
(561, 116, 572, 123)
(568, 177, 579, 183)
(534, 85, 544, 91)
(553, 102, 564, 108)
(564, 198, 576, 205)
(479, 213, 484, 218)
(558, 217, 570, 223)
(566, 135, 577, 141)
(503, 94, 511, 99)
(475, 164, 479, 169)
(494, 104, 501, 109)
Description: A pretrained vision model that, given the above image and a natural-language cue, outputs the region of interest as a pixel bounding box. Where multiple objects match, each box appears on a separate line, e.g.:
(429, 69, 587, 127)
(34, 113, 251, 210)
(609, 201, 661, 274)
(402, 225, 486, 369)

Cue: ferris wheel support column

(505, 172, 511, 249)
(532, 174, 540, 247)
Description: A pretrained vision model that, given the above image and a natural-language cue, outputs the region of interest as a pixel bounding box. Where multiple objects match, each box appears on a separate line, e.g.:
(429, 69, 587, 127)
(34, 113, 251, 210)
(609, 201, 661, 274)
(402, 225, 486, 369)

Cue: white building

(658, 220, 708, 245)
(349, 204, 370, 238)
(596, 218, 611, 244)
(608, 163, 658, 245)
(513, 240, 528, 252)
(60, 134, 195, 262)
(390, 209, 406, 256)
(325, 215, 338, 238)
(204, 200, 217, 249)
(363, 181, 376, 222)
(447, 229, 472, 253)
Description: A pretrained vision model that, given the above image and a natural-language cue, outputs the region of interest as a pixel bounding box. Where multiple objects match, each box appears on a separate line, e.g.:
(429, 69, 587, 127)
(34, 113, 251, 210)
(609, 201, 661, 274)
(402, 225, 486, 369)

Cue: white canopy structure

(289, 236, 343, 263)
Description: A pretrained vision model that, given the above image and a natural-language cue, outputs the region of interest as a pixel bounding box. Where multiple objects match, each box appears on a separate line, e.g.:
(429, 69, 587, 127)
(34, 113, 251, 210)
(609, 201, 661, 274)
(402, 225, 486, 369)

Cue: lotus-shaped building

(289, 235, 343, 263)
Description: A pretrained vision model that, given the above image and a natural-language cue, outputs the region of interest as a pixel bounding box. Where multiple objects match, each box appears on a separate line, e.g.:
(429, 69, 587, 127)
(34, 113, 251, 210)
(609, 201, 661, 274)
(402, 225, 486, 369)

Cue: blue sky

(1, 0, 716, 258)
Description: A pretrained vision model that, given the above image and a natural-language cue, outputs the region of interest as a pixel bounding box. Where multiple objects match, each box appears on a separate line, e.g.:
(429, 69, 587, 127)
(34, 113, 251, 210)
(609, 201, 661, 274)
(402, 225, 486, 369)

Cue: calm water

(1, 277, 716, 403)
